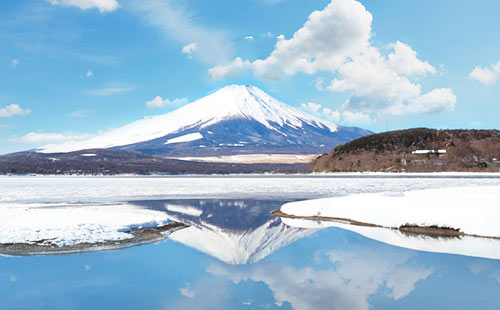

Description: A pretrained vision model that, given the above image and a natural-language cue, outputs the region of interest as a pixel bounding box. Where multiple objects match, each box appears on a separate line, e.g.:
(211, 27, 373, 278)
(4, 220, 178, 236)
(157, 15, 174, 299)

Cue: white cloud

(47, 0, 119, 12)
(69, 110, 90, 117)
(341, 110, 371, 124)
(244, 36, 254, 40)
(17, 132, 90, 143)
(86, 70, 93, 77)
(301, 101, 370, 125)
(383, 88, 456, 116)
(313, 77, 325, 91)
(329, 45, 449, 118)
(322, 107, 341, 123)
(11, 59, 19, 67)
(469, 60, 500, 84)
(86, 87, 132, 95)
(145, 96, 188, 109)
(130, 0, 234, 65)
(301, 102, 321, 113)
(208, 245, 432, 310)
(468, 260, 500, 284)
(211, 0, 372, 80)
(209, 0, 449, 120)
(181, 42, 197, 58)
(208, 57, 252, 79)
(387, 41, 436, 76)
(0, 104, 31, 117)
(179, 286, 194, 299)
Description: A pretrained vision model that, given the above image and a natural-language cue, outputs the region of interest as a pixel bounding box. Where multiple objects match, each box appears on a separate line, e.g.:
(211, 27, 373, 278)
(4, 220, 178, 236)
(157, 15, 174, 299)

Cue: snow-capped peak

(39, 85, 338, 153)
(195, 85, 338, 131)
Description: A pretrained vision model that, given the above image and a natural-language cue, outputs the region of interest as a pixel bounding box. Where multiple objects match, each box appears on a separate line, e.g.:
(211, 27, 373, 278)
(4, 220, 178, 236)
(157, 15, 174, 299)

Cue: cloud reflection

(208, 245, 433, 310)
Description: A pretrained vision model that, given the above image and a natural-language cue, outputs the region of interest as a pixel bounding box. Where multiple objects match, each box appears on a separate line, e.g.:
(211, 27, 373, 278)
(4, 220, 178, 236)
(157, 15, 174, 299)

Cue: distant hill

(311, 128, 500, 172)
(0, 149, 308, 175)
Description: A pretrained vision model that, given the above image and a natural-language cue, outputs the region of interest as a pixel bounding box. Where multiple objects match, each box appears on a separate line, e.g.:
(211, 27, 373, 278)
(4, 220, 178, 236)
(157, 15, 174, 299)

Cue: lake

(1, 175, 499, 309)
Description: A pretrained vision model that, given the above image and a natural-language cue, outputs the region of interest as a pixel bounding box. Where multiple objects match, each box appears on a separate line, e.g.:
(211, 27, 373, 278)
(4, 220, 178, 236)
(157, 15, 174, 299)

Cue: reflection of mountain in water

(131, 199, 317, 264)
(282, 218, 500, 260)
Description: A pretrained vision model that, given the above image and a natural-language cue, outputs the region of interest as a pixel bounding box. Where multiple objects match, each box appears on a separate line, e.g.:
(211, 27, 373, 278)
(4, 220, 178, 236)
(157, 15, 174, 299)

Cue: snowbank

(0, 203, 170, 246)
(281, 218, 500, 260)
(281, 186, 500, 238)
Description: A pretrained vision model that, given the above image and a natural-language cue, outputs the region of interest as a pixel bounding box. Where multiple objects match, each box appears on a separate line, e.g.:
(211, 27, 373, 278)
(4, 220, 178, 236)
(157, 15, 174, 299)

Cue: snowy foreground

(0, 203, 170, 247)
(281, 186, 500, 259)
(1, 175, 500, 254)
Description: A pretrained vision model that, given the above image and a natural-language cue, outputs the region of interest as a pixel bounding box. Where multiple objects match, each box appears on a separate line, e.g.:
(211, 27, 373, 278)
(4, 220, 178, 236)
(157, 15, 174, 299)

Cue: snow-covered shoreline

(0, 203, 171, 247)
(280, 186, 500, 238)
(280, 217, 500, 260)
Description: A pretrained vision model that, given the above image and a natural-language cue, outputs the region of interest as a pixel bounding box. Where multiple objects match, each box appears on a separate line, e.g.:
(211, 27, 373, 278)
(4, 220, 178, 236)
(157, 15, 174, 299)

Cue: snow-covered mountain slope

(39, 85, 371, 155)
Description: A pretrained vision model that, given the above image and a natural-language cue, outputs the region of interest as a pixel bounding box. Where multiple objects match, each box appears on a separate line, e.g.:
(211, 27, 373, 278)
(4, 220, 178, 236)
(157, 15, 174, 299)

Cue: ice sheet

(1, 174, 500, 204)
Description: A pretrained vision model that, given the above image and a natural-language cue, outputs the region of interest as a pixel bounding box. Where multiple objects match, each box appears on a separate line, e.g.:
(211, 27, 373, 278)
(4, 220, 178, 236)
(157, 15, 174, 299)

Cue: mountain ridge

(38, 85, 371, 156)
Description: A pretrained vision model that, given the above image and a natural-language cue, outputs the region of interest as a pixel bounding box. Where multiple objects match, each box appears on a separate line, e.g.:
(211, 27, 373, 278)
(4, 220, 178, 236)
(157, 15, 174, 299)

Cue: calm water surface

(1, 198, 499, 309)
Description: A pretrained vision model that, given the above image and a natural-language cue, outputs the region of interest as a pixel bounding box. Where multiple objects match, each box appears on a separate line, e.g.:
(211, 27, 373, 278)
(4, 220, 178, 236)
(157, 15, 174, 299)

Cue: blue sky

(1, 0, 499, 154)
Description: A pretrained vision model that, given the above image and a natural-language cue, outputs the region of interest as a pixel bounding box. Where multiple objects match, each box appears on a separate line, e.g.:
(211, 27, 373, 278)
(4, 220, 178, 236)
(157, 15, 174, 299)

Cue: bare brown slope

(310, 128, 500, 172)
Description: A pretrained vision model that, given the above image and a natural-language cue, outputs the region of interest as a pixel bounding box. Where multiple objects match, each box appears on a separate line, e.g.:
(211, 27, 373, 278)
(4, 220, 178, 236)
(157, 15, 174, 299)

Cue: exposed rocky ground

(311, 128, 500, 172)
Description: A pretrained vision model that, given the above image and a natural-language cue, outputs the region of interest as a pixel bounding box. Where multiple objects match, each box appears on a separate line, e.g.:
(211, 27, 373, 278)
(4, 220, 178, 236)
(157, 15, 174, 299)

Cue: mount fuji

(39, 85, 371, 156)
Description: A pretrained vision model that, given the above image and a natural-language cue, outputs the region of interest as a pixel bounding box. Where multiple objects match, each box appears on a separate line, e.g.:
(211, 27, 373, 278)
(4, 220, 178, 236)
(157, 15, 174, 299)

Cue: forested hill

(311, 128, 500, 172)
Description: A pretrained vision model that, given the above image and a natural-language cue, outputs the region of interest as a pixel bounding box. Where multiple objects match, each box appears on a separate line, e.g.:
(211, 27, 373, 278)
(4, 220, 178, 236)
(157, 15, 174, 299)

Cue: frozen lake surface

(1, 175, 499, 309)
(2, 173, 500, 203)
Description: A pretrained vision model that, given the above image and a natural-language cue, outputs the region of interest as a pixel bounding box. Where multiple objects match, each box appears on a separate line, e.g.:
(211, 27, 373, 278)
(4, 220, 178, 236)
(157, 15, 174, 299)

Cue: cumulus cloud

(208, 57, 252, 79)
(301, 102, 321, 113)
(181, 42, 197, 58)
(301, 101, 371, 125)
(469, 60, 500, 84)
(179, 286, 194, 299)
(328, 46, 452, 117)
(387, 41, 436, 76)
(17, 132, 90, 143)
(209, 0, 451, 120)
(0, 104, 31, 117)
(341, 110, 371, 124)
(321, 107, 341, 123)
(210, 0, 372, 79)
(130, 0, 234, 65)
(383, 88, 456, 116)
(145, 96, 188, 108)
(46, 0, 119, 12)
